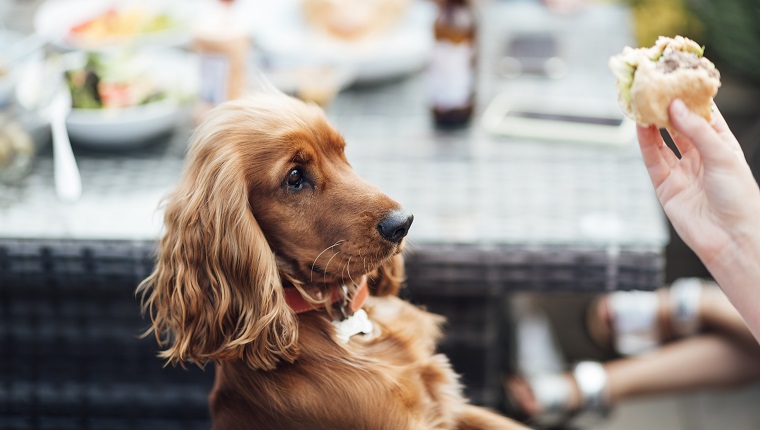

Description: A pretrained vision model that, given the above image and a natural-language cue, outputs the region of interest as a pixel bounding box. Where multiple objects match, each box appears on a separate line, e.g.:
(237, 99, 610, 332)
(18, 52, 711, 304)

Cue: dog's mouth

(307, 255, 378, 282)
(303, 245, 401, 285)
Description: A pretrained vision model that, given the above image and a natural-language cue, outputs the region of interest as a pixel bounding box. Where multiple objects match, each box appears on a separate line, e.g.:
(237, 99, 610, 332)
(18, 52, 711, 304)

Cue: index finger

(637, 124, 676, 186)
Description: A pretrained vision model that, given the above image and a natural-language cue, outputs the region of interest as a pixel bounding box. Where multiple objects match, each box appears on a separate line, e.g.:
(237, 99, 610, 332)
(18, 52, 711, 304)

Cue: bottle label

(198, 52, 230, 106)
(429, 40, 474, 110)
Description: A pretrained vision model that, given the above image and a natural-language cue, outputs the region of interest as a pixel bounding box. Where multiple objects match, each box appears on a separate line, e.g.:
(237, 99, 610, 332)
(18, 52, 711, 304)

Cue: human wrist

(702, 234, 760, 336)
(706, 232, 760, 277)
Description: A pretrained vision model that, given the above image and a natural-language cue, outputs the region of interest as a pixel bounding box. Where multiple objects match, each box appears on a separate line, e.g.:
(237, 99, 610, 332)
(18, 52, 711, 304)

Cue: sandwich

(609, 36, 721, 129)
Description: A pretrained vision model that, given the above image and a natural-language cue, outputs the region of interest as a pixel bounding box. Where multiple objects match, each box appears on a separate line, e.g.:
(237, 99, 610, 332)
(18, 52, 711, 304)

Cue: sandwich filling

(656, 48, 719, 78)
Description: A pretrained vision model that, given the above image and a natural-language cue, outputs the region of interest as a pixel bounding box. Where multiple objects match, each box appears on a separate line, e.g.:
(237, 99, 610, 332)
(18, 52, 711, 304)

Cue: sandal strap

(670, 278, 703, 337)
(573, 361, 610, 413)
(526, 362, 611, 427)
(571, 361, 611, 427)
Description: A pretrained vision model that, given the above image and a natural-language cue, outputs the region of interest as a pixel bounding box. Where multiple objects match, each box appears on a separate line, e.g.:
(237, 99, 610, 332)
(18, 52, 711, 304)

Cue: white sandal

(510, 361, 611, 428)
(607, 290, 660, 355)
(571, 361, 611, 428)
(669, 277, 703, 337)
(607, 278, 704, 356)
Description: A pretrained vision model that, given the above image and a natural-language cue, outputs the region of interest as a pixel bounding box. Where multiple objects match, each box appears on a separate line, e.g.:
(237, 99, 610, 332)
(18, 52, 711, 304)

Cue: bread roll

(302, 0, 409, 40)
(609, 36, 721, 129)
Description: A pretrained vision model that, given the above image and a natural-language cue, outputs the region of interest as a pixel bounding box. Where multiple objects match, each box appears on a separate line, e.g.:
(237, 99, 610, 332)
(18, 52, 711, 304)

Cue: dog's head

(138, 91, 412, 370)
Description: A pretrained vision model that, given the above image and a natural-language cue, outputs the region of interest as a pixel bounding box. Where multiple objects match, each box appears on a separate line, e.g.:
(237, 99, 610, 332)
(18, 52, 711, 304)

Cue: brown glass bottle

(429, 0, 477, 128)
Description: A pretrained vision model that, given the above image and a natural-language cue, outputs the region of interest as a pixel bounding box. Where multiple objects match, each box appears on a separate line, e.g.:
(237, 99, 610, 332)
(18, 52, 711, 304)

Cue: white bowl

(66, 100, 190, 148)
(62, 49, 198, 149)
(34, 0, 199, 51)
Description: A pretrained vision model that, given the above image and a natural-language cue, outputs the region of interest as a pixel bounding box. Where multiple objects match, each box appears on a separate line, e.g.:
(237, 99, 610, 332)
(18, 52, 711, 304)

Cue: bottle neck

(435, 0, 476, 42)
(440, 0, 468, 6)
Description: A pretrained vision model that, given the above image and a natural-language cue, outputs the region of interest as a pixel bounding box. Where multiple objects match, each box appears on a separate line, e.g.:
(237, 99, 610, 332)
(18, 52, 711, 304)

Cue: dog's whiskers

(322, 248, 341, 285)
(339, 259, 346, 287)
(345, 255, 357, 288)
(310, 240, 345, 283)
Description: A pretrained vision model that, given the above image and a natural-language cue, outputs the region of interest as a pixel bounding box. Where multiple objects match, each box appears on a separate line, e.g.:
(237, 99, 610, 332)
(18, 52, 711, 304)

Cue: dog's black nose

(377, 210, 414, 243)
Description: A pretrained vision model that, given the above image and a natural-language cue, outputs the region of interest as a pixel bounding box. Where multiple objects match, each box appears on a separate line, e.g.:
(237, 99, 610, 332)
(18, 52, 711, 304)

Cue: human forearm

(704, 234, 760, 342)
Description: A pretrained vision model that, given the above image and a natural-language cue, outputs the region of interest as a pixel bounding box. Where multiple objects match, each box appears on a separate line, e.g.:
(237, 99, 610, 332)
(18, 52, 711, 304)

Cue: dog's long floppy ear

(368, 252, 406, 297)
(137, 113, 298, 371)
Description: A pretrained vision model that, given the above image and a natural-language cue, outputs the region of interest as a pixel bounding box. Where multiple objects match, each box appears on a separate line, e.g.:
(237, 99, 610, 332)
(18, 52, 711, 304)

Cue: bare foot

(504, 375, 582, 419)
(586, 289, 676, 353)
(505, 377, 540, 417)
(586, 296, 613, 350)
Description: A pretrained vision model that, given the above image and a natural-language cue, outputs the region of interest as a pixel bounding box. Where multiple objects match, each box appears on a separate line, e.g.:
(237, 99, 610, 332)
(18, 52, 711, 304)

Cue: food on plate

(609, 35, 721, 129)
(68, 7, 176, 47)
(301, 0, 409, 40)
(0, 121, 34, 184)
(65, 53, 168, 109)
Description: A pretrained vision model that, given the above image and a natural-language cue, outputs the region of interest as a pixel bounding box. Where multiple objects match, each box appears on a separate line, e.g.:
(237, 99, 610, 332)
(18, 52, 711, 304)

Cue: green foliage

(627, 0, 704, 46)
(689, 0, 760, 81)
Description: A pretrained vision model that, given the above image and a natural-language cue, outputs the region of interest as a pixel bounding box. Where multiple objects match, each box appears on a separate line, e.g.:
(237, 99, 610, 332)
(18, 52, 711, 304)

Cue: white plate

(242, 0, 436, 83)
(62, 49, 198, 148)
(34, 0, 199, 51)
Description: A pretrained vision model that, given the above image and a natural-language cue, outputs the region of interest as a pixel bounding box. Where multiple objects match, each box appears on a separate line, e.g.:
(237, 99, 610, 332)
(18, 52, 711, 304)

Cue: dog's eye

(286, 168, 304, 189)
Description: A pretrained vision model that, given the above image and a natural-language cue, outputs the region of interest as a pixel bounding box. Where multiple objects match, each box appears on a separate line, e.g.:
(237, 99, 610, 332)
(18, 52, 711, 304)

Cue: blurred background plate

(243, 0, 436, 83)
(34, 0, 199, 51)
(61, 49, 197, 149)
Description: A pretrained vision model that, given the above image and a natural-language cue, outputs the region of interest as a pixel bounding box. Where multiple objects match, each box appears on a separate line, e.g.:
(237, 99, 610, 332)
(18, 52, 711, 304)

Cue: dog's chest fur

(210, 296, 467, 430)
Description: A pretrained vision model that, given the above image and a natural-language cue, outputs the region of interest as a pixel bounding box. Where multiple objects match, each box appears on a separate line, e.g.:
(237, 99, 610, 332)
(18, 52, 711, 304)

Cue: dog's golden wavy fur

(137, 90, 525, 429)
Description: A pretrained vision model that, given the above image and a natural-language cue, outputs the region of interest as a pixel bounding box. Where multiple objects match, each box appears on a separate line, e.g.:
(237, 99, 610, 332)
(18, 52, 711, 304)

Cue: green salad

(65, 53, 168, 109)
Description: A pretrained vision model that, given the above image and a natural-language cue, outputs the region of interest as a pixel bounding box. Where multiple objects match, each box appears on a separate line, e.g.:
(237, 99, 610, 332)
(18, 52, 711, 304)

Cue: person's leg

(698, 284, 757, 350)
(606, 333, 760, 403)
(506, 280, 760, 423)
(586, 288, 671, 354)
(586, 281, 760, 404)
(507, 333, 760, 419)
(588, 280, 755, 354)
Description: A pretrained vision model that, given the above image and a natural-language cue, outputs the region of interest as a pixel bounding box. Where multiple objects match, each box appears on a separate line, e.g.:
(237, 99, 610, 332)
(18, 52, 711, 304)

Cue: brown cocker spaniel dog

(137, 89, 526, 430)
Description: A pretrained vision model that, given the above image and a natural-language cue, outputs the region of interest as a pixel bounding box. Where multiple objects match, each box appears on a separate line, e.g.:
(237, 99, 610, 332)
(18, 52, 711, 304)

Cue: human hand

(637, 99, 760, 266)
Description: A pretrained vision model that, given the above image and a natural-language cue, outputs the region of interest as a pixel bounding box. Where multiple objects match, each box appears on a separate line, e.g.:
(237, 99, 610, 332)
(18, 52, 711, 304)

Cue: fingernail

(671, 99, 687, 117)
